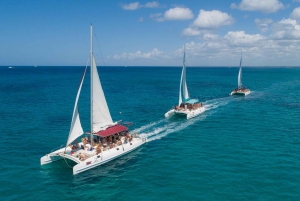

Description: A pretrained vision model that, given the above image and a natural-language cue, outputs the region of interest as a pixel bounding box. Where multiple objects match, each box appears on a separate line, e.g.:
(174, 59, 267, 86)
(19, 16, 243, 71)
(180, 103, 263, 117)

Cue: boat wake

(203, 96, 233, 111)
(133, 96, 235, 142)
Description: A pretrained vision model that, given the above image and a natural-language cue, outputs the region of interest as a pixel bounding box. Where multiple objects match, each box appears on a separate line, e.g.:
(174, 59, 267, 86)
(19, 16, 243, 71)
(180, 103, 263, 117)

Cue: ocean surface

(0, 66, 300, 200)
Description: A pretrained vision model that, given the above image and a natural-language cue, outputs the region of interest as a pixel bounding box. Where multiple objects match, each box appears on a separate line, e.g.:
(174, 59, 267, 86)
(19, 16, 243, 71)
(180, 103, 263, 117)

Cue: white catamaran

(40, 25, 147, 175)
(230, 55, 251, 96)
(164, 44, 205, 119)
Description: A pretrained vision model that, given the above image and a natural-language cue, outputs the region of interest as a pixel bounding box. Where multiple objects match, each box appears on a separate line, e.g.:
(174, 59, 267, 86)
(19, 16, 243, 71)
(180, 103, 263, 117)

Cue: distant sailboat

(165, 44, 205, 119)
(230, 55, 251, 96)
(40, 24, 147, 175)
(34, 65, 37, 68)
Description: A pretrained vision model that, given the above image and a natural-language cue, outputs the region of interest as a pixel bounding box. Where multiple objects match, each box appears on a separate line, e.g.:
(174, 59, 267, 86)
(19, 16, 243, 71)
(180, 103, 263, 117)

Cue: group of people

(233, 87, 249, 92)
(67, 131, 137, 161)
(175, 102, 203, 111)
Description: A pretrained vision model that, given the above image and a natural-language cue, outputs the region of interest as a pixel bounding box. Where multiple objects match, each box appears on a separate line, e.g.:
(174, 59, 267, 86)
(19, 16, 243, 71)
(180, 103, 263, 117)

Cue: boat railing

(51, 144, 65, 153)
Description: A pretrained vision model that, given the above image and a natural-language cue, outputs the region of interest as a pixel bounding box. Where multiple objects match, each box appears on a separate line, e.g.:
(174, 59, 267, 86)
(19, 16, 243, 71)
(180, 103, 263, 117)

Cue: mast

(90, 24, 93, 145)
(183, 44, 186, 103)
(238, 55, 242, 88)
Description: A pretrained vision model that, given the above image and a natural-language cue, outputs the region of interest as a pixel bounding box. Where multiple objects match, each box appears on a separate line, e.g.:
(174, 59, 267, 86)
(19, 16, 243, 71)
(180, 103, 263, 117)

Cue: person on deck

(95, 145, 102, 155)
(78, 152, 90, 161)
(68, 139, 80, 150)
(102, 137, 107, 148)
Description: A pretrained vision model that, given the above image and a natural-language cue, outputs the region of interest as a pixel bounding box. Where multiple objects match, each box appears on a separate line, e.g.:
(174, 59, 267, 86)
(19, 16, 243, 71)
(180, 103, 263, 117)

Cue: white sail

(66, 67, 86, 147)
(91, 56, 113, 132)
(182, 44, 189, 102)
(178, 44, 190, 106)
(238, 55, 242, 88)
(178, 66, 184, 106)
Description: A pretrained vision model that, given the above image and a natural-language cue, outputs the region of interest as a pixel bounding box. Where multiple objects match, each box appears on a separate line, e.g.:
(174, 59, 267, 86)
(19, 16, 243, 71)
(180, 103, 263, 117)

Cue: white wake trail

(133, 96, 235, 143)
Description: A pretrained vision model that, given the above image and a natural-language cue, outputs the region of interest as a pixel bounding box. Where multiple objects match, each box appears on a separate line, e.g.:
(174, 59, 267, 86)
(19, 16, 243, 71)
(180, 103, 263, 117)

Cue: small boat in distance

(40, 25, 147, 175)
(230, 55, 251, 96)
(165, 44, 205, 119)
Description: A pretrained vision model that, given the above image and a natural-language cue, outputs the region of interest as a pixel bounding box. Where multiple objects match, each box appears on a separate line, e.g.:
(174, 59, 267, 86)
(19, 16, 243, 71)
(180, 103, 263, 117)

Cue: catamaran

(40, 25, 147, 175)
(230, 55, 251, 96)
(164, 44, 205, 119)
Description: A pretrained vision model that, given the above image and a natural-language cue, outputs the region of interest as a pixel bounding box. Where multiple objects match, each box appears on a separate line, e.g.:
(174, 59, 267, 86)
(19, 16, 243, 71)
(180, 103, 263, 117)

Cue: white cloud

(203, 33, 219, 40)
(231, 0, 284, 13)
(110, 31, 300, 66)
(164, 7, 194, 20)
(255, 18, 273, 32)
(144, 1, 159, 8)
(112, 6, 300, 66)
(192, 10, 234, 29)
(138, 17, 144, 22)
(290, 7, 300, 20)
(224, 31, 265, 46)
(121, 2, 140, 10)
(151, 7, 194, 21)
(271, 18, 300, 39)
(113, 48, 164, 60)
(182, 27, 202, 36)
(121, 1, 160, 10)
(150, 13, 164, 22)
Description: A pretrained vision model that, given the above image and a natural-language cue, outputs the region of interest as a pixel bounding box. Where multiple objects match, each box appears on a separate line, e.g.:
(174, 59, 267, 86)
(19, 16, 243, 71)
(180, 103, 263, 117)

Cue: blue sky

(1, 0, 300, 66)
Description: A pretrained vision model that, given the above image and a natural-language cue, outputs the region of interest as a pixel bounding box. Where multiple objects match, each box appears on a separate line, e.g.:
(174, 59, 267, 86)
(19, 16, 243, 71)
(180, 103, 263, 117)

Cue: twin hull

(230, 91, 251, 96)
(41, 137, 147, 175)
(165, 107, 206, 119)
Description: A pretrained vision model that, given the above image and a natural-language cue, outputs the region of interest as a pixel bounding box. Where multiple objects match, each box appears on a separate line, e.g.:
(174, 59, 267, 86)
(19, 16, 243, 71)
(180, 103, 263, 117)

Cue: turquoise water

(0, 66, 300, 200)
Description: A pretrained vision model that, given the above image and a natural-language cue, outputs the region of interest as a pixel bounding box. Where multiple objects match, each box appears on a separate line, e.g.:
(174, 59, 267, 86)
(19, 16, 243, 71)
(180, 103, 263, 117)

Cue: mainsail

(178, 67, 183, 106)
(238, 55, 242, 88)
(91, 55, 113, 132)
(66, 67, 86, 147)
(178, 44, 190, 106)
(182, 45, 189, 101)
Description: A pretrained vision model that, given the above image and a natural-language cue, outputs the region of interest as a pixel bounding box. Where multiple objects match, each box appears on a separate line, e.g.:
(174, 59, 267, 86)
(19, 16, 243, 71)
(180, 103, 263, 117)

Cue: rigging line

(60, 151, 73, 169)
(62, 155, 73, 168)
(94, 32, 106, 66)
(86, 55, 90, 67)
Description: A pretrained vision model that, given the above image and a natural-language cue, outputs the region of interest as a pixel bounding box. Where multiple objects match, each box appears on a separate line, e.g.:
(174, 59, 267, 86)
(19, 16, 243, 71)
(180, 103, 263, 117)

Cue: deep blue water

(0, 66, 300, 200)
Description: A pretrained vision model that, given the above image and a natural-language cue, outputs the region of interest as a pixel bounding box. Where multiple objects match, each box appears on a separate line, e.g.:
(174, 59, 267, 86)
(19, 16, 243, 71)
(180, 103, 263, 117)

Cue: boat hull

(164, 109, 175, 118)
(73, 137, 146, 175)
(230, 90, 251, 96)
(40, 136, 147, 175)
(165, 107, 205, 119)
(40, 147, 68, 165)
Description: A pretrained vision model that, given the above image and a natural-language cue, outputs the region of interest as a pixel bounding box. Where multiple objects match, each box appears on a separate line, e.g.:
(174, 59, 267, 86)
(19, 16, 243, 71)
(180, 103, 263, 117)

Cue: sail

(178, 66, 184, 106)
(66, 67, 86, 147)
(91, 56, 113, 132)
(182, 44, 189, 101)
(238, 56, 242, 88)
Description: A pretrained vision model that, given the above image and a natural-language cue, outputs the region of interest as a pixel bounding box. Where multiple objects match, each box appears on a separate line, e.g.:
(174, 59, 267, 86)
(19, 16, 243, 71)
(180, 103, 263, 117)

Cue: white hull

(164, 109, 176, 118)
(165, 107, 205, 119)
(41, 136, 147, 175)
(230, 90, 251, 96)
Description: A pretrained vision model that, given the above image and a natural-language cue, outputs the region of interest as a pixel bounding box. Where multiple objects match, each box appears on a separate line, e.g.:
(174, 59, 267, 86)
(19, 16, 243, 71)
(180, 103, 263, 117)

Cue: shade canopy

(95, 125, 128, 137)
(185, 98, 199, 104)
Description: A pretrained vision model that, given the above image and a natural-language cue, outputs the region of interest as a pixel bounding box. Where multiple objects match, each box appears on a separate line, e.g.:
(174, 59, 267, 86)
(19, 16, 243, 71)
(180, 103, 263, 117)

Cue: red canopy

(95, 125, 128, 137)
